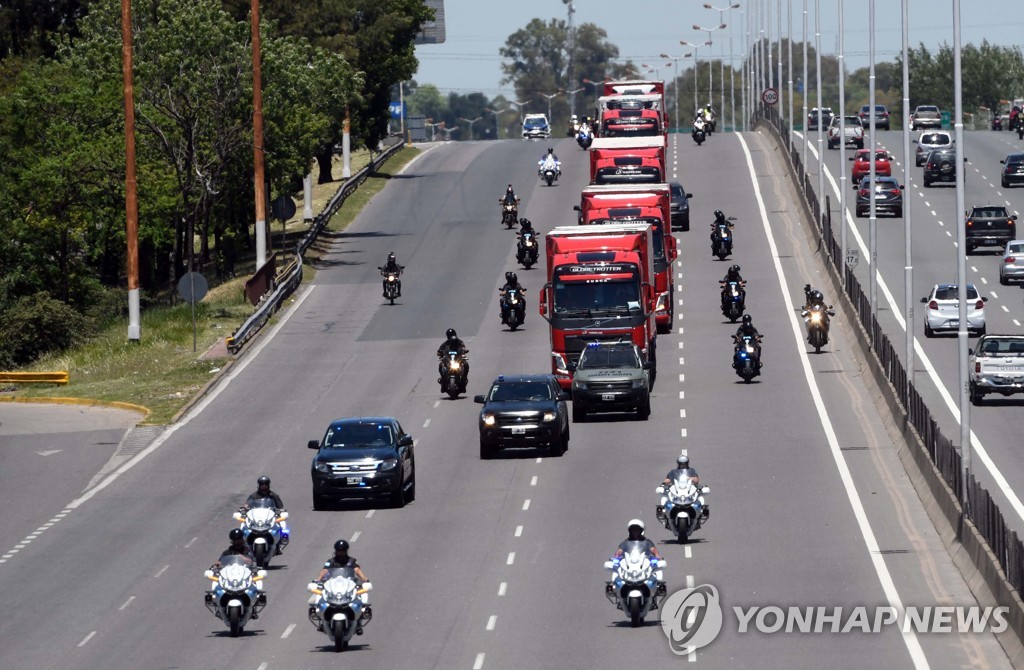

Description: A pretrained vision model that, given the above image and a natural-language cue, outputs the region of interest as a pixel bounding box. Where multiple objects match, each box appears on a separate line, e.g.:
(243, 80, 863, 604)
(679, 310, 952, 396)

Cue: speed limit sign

(761, 88, 779, 106)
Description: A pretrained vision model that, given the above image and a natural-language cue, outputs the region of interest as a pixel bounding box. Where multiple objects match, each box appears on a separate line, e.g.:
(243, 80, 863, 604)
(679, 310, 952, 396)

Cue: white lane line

(990, 291, 999, 299)
(686, 574, 695, 589)
(679, 374, 685, 382)
(679, 391, 685, 399)
(970, 265, 978, 272)
(536, 457, 543, 464)
(14, 544, 25, 550)
(118, 595, 135, 610)
(433, 400, 441, 408)
(473, 653, 486, 670)
(680, 409, 687, 418)
(679, 357, 685, 365)
(515, 525, 523, 537)
(677, 327, 684, 334)
(980, 277, 988, 284)
(522, 499, 531, 511)
(498, 582, 507, 596)
(351, 531, 361, 543)
(678, 299, 684, 306)
(282, 623, 296, 639)
(486, 615, 497, 631)
(1003, 305, 1010, 312)
(423, 418, 431, 428)
(366, 510, 375, 519)
(681, 428, 688, 438)
(740, 133, 929, 668)
(154, 565, 169, 578)
(924, 200, 930, 206)
(77, 631, 97, 647)
(530, 475, 538, 486)
(1015, 320, 1022, 327)
(184, 536, 198, 549)
(684, 546, 692, 559)
(257, 664, 268, 670)
(507, 552, 515, 565)
(931, 210, 937, 216)
(678, 341, 685, 349)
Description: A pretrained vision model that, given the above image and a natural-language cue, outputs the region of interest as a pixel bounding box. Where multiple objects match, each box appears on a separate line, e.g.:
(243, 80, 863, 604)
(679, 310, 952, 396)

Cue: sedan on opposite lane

(920, 283, 987, 338)
(309, 417, 416, 509)
(475, 374, 570, 459)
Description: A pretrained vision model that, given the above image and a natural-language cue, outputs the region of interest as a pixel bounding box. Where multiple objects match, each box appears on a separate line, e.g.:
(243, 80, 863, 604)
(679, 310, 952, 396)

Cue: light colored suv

(910, 105, 942, 131)
(914, 130, 952, 166)
(827, 115, 864, 149)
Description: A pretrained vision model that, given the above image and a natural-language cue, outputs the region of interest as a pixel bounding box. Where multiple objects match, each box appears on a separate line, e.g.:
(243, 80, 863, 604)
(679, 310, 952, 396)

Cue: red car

(850, 148, 893, 182)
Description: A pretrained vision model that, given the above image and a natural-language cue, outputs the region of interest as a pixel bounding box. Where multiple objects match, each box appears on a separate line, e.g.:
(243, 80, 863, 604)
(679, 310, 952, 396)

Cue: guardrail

(0, 371, 69, 385)
(756, 102, 1024, 662)
(226, 138, 405, 354)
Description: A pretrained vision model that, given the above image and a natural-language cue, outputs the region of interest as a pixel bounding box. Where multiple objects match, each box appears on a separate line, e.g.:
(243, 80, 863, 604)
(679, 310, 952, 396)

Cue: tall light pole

(459, 116, 483, 141)
(661, 52, 693, 132)
(802, 0, 808, 168)
(538, 91, 562, 124)
(868, 0, 878, 341)
(484, 107, 508, 139)
(815, 0, 824, 225)
(900, 0, 915, 396)
(953, 0, 970, 504)
(564, 0, 577, 115)
(740, 6, 746, 129)
(838, 0, 848, 275)
(788, 0, 794, 147)
(693, 24, 726, 107)
(704, 4, 740, 131)
(681, 39, 712, 116)
(251, 0, 268, 271)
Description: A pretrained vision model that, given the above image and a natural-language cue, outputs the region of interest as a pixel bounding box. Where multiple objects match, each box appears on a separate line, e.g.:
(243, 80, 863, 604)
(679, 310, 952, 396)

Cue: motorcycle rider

(734, 314, 761, 341)
(692, 114, 707, 139)
(538, 147, 561, 177)
(241, 475, 289, 555)
(721, 264, 745, 286)
(802, 284, 828, 312)
(613, 519, 663, 561)
(316, 539, 371, 634)
(658, 454, 709, 522)
(499, 271, 526, 323)
(437, 328, 470, 388)
(501, 184, 519, 206)
(213, 528, 255, 568)
(378, 252, 404, 298)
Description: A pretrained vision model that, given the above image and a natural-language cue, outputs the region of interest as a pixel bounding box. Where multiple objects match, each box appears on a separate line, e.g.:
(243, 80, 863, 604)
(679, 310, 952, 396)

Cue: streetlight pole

(788, 0, 794, 148)
(900, 0, 915, 397)
(815, 0, 824, 225)
(681, 40, 712, 117)
(703, 4, 741, 131)
(661, 53, 693, 132)
(802, 0, 808, 168)
(953, 0, 971, 505)
(459, 116, 482, 141)
(564, 0, 577, 115)
(538, 91, 562, 124)
(693, 24, 726, 108)
(484, 107, 508, 139)
(838, 0, 848, 274)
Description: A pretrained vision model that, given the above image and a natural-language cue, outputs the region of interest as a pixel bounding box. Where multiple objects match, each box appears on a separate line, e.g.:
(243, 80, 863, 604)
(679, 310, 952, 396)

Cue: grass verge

(5, 144, 422, 425)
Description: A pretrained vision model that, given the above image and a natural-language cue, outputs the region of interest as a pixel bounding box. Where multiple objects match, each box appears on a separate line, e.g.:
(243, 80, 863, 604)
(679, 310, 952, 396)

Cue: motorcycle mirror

(256, 569, 267, 579)
(655, 486, 665, 494)
(603, 561, 615, 570)
(701, 486, 710, 494)
(727, 216, 737, 221)
(233, 512, 244, 521)
(278, 511, 289, 519)
(473, 395, 486, 404)
(204, 570, 215, 579)
(307, 582, 319, 593)
(361, 582, 374, 592)
(307, 439, 320, 450)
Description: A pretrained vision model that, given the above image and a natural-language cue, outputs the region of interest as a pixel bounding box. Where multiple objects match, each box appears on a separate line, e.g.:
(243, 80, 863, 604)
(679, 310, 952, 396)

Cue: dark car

(669, 181, 692, 231)
(475, 374, 570, 459)
(858, 104, 891, 131)
(965, 205, 1018, 253)
(923, 148, 965, 187)
(807, 107, 834, 131)
(308, 417, 415, 509)
(854, 176, 904, 218)
(1000, 153, 1024, 188)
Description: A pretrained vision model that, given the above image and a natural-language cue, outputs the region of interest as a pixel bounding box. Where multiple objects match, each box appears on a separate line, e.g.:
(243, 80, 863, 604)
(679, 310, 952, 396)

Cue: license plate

(511, 427, 527, 435)
(346, 477, 361, 485)
(602, 393, 615, 401)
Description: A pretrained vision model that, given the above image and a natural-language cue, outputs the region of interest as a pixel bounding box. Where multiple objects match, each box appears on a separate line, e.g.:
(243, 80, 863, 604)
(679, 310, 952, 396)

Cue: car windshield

(1007, 156, 1024, 166)
(934, 286, 979, 301)
(972, 208, 1009, 218)
(844, 116, 862, 126)
(979, 339, 1024, 356)
(322, 423, 394, 448)
(921, 133, 950, 145)
(553, 280, 641, 314)
(1008, 243, 1024, 254)
(578, 346, 640, 369)
(524, 118, 547, 128)
(918, 106, 939, 113)
(670, 183, 684, 197)
(488, 382, 553, 402)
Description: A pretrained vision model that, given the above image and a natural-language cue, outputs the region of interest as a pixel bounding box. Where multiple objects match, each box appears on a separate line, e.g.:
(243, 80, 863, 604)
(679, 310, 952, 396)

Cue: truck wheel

(572, 404, 586, 423)
(637, 398, 651, 421)
(970, 384, 984, 406)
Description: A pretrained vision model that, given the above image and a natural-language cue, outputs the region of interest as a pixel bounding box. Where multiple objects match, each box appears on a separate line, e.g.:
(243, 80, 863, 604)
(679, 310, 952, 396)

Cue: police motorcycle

(732, 333, 762, 382)
(381, 268, 401, 304)
(656, 477, 710, 544)
(500, 286, 527, 331)
(204, 556, 267, 637)
(576, 122, 593, 150)
(539, 155, 561, 186)
(802, 303, 835, 353)
(692, 116, 707, 145)
(307, 568, 373, 652)
(720, 280, 746, 322)
(233, 499, 289, 568)
(604, 544, 667, 628)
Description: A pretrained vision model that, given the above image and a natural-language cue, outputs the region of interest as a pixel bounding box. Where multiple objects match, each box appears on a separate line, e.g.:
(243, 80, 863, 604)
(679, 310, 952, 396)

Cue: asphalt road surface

(0, 132, 1012, 669)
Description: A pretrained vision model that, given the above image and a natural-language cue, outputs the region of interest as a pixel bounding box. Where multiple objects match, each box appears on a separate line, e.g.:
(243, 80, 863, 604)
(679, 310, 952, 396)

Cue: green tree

(0, 0, 99, 60)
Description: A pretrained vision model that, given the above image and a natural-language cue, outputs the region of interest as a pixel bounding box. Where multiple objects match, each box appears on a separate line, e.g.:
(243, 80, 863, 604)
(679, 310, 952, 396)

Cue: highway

(793, 125, 1024, 534)
(0, 130, 1012, 669)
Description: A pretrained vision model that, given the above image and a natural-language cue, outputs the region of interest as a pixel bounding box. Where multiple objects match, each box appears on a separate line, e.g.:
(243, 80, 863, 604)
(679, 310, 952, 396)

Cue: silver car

(920, 283, 987, 337)
(914, 130, 952, 167)
(1000, 240, 1024, 285)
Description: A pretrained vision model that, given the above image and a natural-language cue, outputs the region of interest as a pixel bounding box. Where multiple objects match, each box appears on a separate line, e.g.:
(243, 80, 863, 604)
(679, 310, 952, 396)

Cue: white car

(1000, 240, 1024, 285)
(920, 283, 987, 338)
(827, 115, 864, 150)
(913, 130, 952, 167)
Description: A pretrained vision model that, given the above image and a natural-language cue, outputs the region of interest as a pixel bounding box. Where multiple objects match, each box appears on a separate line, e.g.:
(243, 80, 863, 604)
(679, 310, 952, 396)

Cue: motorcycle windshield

(618, 539, 654, 556)
(248, 498, 276, 510)
(218, 554, 252, 569)
(324, 566, 358, 581)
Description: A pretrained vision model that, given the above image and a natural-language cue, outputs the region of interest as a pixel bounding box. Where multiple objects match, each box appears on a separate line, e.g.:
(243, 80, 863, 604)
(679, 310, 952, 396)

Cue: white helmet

(677, 454, 690, 468)
(627, 518, 645, 533)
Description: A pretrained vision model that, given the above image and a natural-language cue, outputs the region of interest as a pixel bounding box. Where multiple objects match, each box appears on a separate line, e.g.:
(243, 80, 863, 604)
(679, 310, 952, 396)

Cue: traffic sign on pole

(761, 88, 779, 106)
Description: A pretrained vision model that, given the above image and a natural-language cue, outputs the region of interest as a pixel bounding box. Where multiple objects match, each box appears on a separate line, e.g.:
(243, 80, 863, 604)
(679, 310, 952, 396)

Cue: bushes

(0, 292, 87, 367)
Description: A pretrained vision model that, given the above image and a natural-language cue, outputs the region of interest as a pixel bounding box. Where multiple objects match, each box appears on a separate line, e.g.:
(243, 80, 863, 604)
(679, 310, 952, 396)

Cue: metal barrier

(227, 139, 405, 354)
(757, 103, 1024, 595)
(0, 371, 69, 385)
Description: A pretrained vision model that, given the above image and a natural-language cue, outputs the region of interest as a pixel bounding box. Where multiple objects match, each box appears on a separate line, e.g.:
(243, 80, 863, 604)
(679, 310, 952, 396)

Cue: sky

(413, 0, 1024, 97)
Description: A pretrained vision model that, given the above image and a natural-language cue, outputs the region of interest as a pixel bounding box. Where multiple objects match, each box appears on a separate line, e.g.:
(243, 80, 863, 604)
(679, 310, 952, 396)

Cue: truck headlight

(573, 381, 587, 391)
(543, 411, 557, 422)
(315, 462, 330, 473)
(632, 379, 646, 389)
(482, 414, 496, 426)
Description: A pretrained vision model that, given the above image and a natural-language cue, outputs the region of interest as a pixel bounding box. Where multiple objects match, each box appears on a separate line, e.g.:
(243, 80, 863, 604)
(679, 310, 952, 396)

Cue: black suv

(308, 417, 415, 509)
(1000, 153, 1024, 188)
(475, 374, 570, 459)
(923, 148, 965, 187)
(965, 205, 1018, 253)
(858, 104, 891, 131)
(669, 181, 693, 232)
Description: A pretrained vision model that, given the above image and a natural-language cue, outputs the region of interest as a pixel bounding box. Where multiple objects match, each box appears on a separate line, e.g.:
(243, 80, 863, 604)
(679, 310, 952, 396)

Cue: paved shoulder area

(0, 403, 141, 435)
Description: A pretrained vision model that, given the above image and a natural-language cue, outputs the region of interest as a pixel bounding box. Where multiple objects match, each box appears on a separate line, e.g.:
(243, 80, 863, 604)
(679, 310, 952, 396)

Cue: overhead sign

(761, 88, 779, 106)
(389, 101, 406, 119)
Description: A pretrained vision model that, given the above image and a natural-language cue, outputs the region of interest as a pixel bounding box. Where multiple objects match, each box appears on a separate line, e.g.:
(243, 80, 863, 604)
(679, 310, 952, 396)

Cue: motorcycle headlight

(449, 360, 461, 371)
(388, 274, 396, 281)
(379, 458, 398, 472)
(315, 461, 330, 473)
(810, 313, 823, 324)
(482, 414, 496, 426)
(510, 297, 518, 305)
(525, 240, 534, 247)
(543, 411, 557, 422)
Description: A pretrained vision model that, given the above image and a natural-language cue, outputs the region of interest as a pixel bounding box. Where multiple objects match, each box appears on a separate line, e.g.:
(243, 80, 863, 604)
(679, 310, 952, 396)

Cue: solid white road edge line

(793, 130, 1024, 524)
(738, 133, 929, 669)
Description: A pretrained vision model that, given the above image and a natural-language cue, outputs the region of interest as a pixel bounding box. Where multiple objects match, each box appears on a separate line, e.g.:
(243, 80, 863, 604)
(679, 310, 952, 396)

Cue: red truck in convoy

(589, 136, 666, 185)
(575, 184, 678, 334)
(599, 80, 668, 140)
(539, 224, 657, 389)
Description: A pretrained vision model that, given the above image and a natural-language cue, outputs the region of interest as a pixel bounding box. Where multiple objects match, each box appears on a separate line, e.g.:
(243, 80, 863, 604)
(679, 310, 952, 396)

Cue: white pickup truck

(969, 334, 1024, 404)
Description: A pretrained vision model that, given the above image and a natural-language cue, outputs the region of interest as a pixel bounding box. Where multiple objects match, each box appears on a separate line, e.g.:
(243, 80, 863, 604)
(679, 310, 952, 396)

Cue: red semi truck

(599, 80, 668, 140)
(597, 93, 666, 138)
(589, 136, 666, 185)
(539, 224, 657, 389)
(575, 184, 678, 334)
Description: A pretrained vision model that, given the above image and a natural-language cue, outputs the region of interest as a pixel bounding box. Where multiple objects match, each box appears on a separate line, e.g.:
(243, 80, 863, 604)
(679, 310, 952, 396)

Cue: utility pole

(565, 0, 577, 115)
(251, 0, 267, 271)
(121, 0, 140, 341)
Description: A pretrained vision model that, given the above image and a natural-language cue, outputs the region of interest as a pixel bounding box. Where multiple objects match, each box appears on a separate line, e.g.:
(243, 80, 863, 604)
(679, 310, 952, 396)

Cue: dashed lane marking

(474, 653, 486, 670)
(184, 536, 198, 549)
(507, 552, 515, 566)
(486, 615, 497, 631)
(118, 596, 135, 610)
(522, 499, 530, 511)
(498, 582, 507, 596)
(423, 418, 431, 428)
(77, 631, 96, 648)
(282, 623, 296, 639)
(515, 525, 523, 537)
(366, 510, 375, 519)
(351, 531, 361, 543)
(154, 565, 169, 578)
(530, 476, 538, 487)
